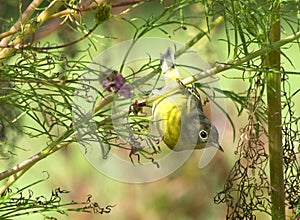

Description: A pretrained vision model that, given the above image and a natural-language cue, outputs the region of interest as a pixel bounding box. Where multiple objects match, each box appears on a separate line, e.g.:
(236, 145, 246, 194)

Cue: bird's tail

(160, 47, 176, 73)
(160, 47, 180, 85)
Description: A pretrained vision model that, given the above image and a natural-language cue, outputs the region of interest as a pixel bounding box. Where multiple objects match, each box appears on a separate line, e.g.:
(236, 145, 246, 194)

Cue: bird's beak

(218, 144, 224, 152)
(212, 143, 224, 152)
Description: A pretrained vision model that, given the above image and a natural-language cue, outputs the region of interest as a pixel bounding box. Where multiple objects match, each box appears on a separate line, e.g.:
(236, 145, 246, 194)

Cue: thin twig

(51, 0, 142, 19)
(0, 0, 43, 46)
(21, 24, 99, 50)
(0, 131, 75, 194)
(174, 16, 223, 58)
(145, 30, 300, 105)
(0, 0, 64, 61)
(0, 0, 141, 44)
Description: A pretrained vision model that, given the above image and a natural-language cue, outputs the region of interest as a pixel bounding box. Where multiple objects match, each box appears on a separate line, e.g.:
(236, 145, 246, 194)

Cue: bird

(152, 47, 223, 152)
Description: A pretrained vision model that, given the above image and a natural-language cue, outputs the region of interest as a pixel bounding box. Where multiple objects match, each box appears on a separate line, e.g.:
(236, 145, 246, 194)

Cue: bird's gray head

(197, 116, 223, 152)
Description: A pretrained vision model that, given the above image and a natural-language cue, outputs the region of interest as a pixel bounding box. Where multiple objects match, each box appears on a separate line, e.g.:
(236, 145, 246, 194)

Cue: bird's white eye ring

(199, 130, 208, 139)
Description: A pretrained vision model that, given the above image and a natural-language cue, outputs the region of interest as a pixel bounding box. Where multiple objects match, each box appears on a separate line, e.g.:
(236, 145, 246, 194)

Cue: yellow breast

(152, 90, 198, 150)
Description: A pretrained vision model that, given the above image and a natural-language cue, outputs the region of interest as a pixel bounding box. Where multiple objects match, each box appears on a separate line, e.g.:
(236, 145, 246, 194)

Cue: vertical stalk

(265, 1, 285, 219)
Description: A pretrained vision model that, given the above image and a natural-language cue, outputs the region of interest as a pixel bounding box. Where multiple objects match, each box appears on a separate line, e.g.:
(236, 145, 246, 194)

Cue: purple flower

(102, 70, 132, 98)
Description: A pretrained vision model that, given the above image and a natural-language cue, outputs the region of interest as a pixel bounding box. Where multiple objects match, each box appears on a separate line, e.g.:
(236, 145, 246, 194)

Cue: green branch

(0, 0, 43, 43)
(145, 30, 300, 104)
(0, 129, 75, 195)
(0, 0, 64, 61)
(265, 2, 285, 219)
(0, 0, 138, 61)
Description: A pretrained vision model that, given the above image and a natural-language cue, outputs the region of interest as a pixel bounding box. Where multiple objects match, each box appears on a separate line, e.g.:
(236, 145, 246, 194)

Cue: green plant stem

(0, 0, 64, 62)
(0, 0, 141, 61)
(0, 130, 75, 195)
(265, 2, 285, 219)
(145, 30, 300, 105)
(0, 0, 43, 44)
(174, 16, 223, 58)
(50, 0, 142, 19)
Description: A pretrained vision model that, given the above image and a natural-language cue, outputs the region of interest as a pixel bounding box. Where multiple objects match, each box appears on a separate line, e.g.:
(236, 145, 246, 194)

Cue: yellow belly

(152, 90, 200, 150)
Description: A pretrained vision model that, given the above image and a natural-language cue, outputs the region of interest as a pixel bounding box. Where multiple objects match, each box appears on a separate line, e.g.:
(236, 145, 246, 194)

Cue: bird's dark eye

(199, 130, 208, 139)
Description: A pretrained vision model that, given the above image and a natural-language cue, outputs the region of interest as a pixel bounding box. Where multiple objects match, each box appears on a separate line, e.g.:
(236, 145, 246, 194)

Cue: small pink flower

(102, 70, 132, 98)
